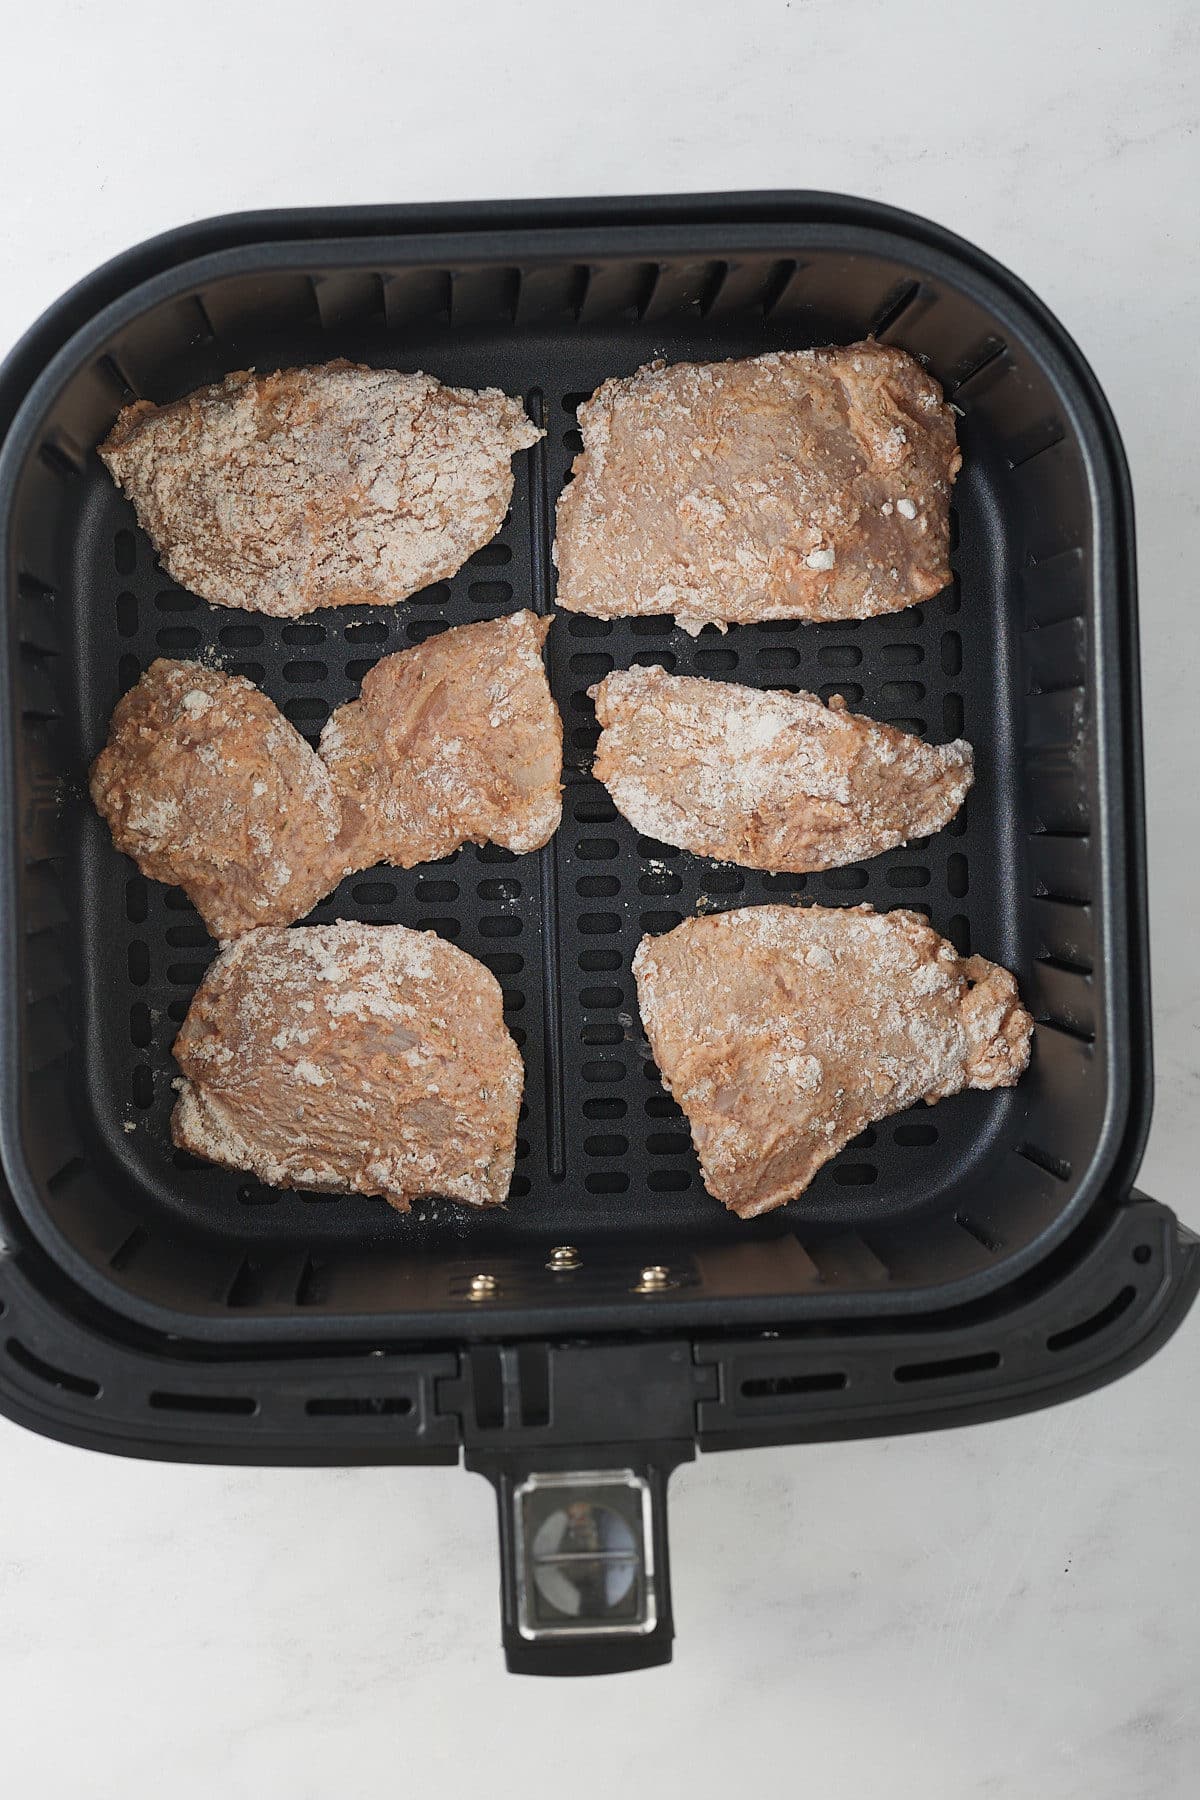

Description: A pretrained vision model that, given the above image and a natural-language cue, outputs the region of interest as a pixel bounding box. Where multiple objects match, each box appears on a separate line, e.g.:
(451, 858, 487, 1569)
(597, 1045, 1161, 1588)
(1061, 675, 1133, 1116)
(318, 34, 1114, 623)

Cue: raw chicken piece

(633, 904, 1032, 1217)
(100, 361, 542, 616)
(591, 664, 972, 872)
(555, 342, 960, 633)
(172, 922, 523, 1210)
(89, 659, 341, 940)
(320, 610, 562, 874)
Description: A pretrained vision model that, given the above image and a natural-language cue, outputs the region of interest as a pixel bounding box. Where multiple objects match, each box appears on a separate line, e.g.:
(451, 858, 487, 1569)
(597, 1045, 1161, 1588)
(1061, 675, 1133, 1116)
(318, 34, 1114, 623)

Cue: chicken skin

(101, 361, 541, 615)
(633, 904, 1032, 1217)
(172, 922, 524, 1210)
(592, 664, 972, 872)
(555, 342, 959, 633)
(319, 611, 562, 875)
(89, 658, 341, 940)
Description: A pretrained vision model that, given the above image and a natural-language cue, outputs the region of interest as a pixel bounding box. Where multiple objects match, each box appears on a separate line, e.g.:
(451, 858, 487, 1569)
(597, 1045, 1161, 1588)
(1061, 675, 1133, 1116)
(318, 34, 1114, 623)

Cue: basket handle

(452, 1337, 706, 1673)
(472, 1456, 681, 1676)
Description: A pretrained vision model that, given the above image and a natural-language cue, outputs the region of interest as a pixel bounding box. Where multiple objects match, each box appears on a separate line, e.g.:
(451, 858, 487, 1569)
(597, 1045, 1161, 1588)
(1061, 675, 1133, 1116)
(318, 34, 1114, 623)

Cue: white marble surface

(2, 3, 1198, 1795)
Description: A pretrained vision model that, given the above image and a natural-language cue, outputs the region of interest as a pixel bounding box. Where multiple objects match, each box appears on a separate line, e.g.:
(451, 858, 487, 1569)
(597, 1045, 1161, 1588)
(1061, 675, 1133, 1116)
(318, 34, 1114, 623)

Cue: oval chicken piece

(171, 922, 524, 1210)
(100, 361, 542, 616)
(633, 904, 1032, 1218)
(591, 663, 972, 872)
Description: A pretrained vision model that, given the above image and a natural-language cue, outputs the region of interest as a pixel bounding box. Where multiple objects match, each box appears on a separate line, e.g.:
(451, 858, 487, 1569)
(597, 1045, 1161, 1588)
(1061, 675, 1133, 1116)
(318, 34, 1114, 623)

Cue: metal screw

(547, 1244, 581, 1272)
(633, 1264, 671, 1294)
(468, 1272, 498, 1301)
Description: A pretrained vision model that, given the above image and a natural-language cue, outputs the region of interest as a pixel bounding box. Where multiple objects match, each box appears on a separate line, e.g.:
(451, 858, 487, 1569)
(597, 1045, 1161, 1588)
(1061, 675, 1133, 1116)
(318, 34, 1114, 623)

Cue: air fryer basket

(0, 195, 1193, 1675)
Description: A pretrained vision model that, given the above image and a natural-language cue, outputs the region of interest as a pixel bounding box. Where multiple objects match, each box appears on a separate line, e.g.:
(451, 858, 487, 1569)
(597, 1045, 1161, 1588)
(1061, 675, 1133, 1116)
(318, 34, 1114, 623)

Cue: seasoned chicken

(89, 659, 341, 940)
(555, 342, 960, 633)
(172, 922, 523, 1210)
(100, 361, 542, 616)
(320, 610, 562, 875)
(634, 905, 1032, 1217)
(592, 664, 972, 872)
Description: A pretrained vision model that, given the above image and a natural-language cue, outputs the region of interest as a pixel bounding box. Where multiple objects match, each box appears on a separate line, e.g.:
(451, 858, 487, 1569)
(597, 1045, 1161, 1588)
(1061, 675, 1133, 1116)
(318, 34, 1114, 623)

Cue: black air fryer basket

(0, 194, 1194, 1675)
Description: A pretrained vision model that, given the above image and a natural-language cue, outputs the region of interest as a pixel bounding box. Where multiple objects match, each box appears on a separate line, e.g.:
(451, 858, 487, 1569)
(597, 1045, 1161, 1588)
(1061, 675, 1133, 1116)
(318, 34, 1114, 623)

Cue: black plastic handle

(475, 1457, 680, 1675)
(453, 1339, 707, 1674)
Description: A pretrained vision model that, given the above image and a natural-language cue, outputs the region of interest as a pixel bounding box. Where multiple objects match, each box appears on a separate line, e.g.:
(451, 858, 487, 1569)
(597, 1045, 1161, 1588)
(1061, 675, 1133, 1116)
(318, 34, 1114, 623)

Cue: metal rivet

(547, 1244, 581, 1272)
(634, 1264, 671, 1294)
(468, 1273, 498, 1301)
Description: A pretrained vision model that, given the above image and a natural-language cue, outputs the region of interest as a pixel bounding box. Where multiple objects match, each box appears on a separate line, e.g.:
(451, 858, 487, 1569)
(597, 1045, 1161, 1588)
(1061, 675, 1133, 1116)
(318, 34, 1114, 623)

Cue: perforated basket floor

(0, 201, 1145, 1335)
(86, 364, 994, 1238)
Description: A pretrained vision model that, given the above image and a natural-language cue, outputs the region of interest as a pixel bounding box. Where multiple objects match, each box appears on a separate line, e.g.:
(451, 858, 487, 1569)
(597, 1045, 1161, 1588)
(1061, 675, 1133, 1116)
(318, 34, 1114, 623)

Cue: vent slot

(741, 1370, 847, 1399)
(295, 1257, 328, 1306)
(225, 1259, 264, 1309)
(1046, 1286, 1137, 1352)
(868, 280, 922, 338)
(148, 1391, 257, 1415)
(6, 1338, 100, 1398)
(109, 1225, 149, 1271)
(832, 1163, 877, 1186)
(305, 1395, 413, 1417)
(1017, 1143, 1072, 1182)
(954, 1213, 1005, 1254)
(949, 337, 1008, 393)
(893, 1351, 1001, 1384)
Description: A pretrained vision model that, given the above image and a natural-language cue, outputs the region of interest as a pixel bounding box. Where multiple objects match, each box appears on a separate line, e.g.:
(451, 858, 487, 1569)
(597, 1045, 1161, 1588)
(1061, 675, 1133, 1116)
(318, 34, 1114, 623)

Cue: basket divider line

(527, 386, 567, 1181)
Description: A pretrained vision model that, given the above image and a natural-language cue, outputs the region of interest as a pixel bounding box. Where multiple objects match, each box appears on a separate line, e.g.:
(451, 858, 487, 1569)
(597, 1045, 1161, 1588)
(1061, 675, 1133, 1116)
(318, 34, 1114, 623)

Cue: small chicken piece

(100, 361, 542, 616)
(634, 905, 1032, 1217)
(555, 342, 960, 633)
(89, 659, 341, 939)
(171, 922, 523, 1210)
(592, 664, 972, 872)
(320, 610, 562, 874)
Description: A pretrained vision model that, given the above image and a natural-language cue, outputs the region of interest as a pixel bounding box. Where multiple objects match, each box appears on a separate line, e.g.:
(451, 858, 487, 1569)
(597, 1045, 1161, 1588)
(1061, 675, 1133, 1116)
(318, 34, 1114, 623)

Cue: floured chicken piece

(100, 361, 542, 616)
(555, 342, 960, 633)
(172, 922, 523, 1210)
(634, 905, 1032, 1217)
(320, 610, 562, 874)
(89, 659, 341, 940)
(592, 664, 972, 872)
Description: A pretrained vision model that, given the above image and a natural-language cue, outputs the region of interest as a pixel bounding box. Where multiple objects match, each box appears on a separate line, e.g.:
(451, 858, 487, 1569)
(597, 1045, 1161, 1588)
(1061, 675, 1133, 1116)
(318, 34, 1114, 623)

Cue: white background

(1, 3, 1198, 1795)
